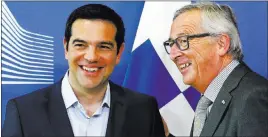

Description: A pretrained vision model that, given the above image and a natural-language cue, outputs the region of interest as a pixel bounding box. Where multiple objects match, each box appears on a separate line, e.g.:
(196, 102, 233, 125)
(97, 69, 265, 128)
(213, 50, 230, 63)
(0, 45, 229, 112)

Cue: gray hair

(173, 2, 243, 61)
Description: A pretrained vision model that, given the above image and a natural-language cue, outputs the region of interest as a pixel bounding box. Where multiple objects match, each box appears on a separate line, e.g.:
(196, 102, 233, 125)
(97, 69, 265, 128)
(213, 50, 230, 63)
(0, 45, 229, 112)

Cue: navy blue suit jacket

(2, 81, 165, 137)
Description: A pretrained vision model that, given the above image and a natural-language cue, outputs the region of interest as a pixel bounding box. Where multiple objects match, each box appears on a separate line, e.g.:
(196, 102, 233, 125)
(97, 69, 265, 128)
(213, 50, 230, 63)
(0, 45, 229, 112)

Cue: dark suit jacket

(190, 62, 268, 136)
(2, 81, 165, 137)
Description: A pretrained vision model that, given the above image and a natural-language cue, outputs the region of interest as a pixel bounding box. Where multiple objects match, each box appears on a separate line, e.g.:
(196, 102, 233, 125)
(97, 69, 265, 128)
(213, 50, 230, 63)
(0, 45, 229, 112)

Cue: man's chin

(80, 80, 109, 90)
(182, 76, 194, 86)
(77, 76, 109, 90)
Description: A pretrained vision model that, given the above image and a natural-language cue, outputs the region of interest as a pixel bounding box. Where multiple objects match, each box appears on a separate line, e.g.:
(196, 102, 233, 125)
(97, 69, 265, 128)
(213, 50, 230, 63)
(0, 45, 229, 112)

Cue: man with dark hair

(2, 4, 165, 137)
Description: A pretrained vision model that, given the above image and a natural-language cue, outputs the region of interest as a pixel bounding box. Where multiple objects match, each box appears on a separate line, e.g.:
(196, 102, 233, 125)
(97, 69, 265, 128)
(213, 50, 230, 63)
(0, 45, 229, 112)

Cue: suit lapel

(47, 80, 74, 137)
(105, 81, 127, 137)
(200, 63, 251, 136)
(200, 90, 232, 136)
(190, 119, 194, 137)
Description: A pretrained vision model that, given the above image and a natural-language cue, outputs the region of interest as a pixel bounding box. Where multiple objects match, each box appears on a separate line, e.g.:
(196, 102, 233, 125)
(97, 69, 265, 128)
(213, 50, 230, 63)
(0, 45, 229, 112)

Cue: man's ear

(63, 38, 68, 60)
(116, 43, 125, 65)
(217, 33, 231, 56)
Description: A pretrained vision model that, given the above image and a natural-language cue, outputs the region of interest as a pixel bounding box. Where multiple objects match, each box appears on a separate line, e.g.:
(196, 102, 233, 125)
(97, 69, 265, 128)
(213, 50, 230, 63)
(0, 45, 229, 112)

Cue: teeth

(179, 63, 191, 69)
(186, 63, 190, 67)
(82, 66, 98, 72)
(180, 64, 185, 69)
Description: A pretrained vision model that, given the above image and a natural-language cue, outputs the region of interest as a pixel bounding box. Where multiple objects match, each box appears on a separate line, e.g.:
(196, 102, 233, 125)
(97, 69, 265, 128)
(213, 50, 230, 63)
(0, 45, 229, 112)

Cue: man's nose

(84, 46, 100, 61)
(169, 44, 183, 60)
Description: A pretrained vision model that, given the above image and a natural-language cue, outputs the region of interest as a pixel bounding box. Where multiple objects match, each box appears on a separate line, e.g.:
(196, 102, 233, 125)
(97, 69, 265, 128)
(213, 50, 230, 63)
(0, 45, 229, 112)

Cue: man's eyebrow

(169, 33, 186, 40)
(176, 33, 186, 37)
(99, 41, 114, 48)
(72, 39, 87, 44)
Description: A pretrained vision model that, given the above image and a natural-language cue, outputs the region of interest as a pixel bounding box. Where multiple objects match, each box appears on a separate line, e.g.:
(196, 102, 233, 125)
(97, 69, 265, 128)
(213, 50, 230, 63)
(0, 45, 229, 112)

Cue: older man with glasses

(164, 2, 268, 137)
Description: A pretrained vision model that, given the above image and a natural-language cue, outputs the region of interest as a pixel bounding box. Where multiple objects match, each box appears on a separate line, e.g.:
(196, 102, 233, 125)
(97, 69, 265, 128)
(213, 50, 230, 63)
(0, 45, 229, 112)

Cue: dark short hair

(64, 4, 125, 54)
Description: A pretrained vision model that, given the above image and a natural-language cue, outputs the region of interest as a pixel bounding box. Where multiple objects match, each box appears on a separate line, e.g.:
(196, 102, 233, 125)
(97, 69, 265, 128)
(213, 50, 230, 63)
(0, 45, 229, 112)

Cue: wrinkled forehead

(170, 10, 203, 37)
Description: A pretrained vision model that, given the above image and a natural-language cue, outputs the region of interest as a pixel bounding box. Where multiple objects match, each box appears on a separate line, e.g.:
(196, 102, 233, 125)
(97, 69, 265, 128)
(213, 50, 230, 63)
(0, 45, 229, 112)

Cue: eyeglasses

(163, 33, 218, 54)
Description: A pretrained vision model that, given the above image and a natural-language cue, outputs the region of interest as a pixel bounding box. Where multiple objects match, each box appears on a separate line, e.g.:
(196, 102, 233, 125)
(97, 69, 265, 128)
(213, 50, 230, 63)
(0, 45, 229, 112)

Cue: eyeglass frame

(163, 33, 219, 54)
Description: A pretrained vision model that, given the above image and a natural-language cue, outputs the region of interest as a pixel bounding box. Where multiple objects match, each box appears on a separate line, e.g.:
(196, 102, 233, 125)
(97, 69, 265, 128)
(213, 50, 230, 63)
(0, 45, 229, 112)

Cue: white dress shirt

(61, 72, 110, 136)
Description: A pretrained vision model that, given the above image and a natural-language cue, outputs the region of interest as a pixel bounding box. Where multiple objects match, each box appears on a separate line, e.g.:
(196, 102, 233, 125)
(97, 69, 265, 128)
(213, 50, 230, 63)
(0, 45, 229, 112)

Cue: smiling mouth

(179, 63, 192, 70)
(80, 66, 103, 72)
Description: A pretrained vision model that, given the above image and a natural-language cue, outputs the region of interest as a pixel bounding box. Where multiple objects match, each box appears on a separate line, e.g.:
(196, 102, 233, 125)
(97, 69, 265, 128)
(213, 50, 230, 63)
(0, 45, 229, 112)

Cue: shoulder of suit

(231, 62, 268, 91)
(232, 70, 268, 101)
(11, 81, 60, 104)
(240, 71, 268, 89)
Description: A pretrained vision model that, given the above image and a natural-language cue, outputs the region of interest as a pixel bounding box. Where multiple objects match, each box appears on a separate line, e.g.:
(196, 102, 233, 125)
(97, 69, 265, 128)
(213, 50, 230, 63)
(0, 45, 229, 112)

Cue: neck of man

(74, 82, 108, 106)
(80, 82, 108, 117)
(70, 78, 109, 116)
(195, 55, 233, 93)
